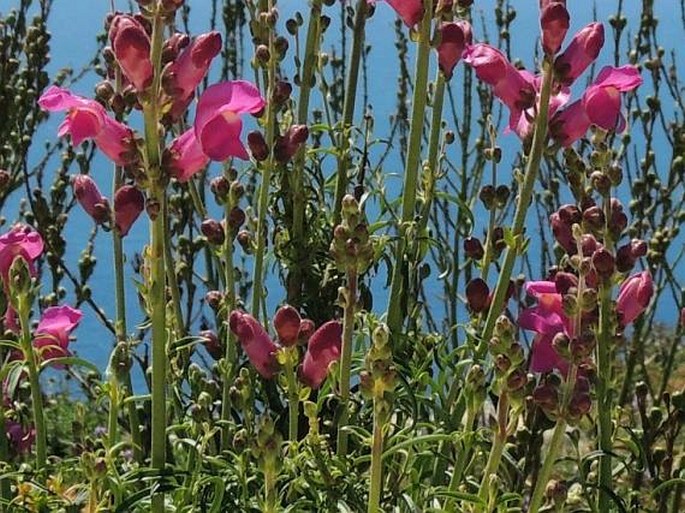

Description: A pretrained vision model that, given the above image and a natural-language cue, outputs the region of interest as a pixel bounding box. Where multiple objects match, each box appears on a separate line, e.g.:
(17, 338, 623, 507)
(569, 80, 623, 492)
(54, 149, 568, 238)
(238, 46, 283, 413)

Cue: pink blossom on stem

(300, 321, 343, 389)
(229, 310, 279, 379)
(273, 305, 302, 347)
(113, 185, 145, 237)
(6, 420, 35, 453)
(519, 281, 571, 374)
(166, 129, 210, 182)
(193, 80, 266, 161)
(72, 175, 110, 225)
(508, 71, 570, 139)
(554, 22, 604, 86)
(109, 14, 153, 91)
(32, 305, 83, 363)
(38, 86, 135, 166)
(463, 44, 536, 116)
(551, 65, 642, 146)
(164, 31, 222, 119)
(540, 2, 570, 56)
(437, 21, 472, 79)
(0, 225, 44, 287)
(616, 271, 654, 326)
(375, 0, 424, 28)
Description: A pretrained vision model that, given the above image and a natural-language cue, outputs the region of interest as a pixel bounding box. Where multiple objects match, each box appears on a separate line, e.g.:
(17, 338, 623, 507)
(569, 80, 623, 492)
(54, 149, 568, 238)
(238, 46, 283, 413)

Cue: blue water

(2, 0, 683, 388)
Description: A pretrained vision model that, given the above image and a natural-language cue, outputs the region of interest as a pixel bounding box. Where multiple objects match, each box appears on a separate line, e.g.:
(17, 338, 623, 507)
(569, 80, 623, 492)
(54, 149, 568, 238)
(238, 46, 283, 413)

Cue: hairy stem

(337, 268, 358, 456)
(367, 404, 384, 513)
(386, 2, 434, 336)
(332, 0, 367, 225)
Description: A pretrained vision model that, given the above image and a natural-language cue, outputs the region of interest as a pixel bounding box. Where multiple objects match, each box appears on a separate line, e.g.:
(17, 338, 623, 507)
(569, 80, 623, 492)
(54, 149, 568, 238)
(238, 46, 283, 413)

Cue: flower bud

(210, 176, 230, 202)
(274, 125, 309, 163)
(273, 305, 301, 347)
(463, 236, 484, 260)
(201, 219, 225, 245)
(205, 290, 223, 310)
(72, 175, 111, 225)
(616, 271, 653, 326)
(540, 2, 569, 56)
(200, 330, 222, 360)
(247, 131, 269, 161)
(592, 248, 615, 277)
(109, 15, 153, 91)
(114, 185, 144, 236)
(228, 207, 246, 231)
(466, 278, 490, 313)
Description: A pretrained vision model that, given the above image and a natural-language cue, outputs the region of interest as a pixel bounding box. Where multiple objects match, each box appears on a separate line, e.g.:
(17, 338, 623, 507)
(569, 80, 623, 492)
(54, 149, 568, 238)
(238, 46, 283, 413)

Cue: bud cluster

(330, 195, 375, 274)
(360, 324, 396, 423)
(489, 316, 528, 399)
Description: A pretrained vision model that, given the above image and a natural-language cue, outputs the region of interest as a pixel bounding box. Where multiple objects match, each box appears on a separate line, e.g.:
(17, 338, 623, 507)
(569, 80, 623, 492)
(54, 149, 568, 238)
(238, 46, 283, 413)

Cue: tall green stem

(250, 0, 277, 320)
(288, 0, 323, 303)
(386, 2, 433, 336)
(477, 392, 509, 511)
(284, 348, 300, 442)
(220, 197, 238, 451)
(17, 297, 46, 470)
(527, 418, 567, 513)
(474, 59, 553, 359)
(142, 10, 166, 513)
(367, 405, 384, 513)
(332, 0, 367, 225)
(336, 268, 357, 456)
(444, 408, 477, 509)
(596, 279, 614, 511)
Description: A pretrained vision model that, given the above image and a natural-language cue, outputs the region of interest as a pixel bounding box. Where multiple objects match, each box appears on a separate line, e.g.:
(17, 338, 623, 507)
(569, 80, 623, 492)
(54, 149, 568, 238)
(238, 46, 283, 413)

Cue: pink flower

(32, 305, 83, 363)
(113, 185, 145, 237)
(519, 281, 570, 374)
(72, 175, 110, 224)
(554, 22, 604, 86)
(551, 65, 642, 146)
(193, 81, 266, 162)
(540, 2, 569, 56)
(300, 321, 343, 389)
(437, 21, 472, 79)
(6, 420, 35, 453)
(163, 31, 222, 119)
(463, 44, 536, 115)
(166, 129, 210, 182)
(508, 71, 570, 139)
(273, 305, 302, 347)
(229, 310, 279, 378)
(0, 225, 44, 287)
(38, 86, 135, 166)
(377, 0, 424, 28)
(109, 14, 153, 91)
(616, 271, 653, 326)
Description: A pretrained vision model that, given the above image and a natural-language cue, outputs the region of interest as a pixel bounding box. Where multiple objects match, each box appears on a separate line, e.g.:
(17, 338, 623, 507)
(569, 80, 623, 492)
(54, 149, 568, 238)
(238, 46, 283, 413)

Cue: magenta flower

(6, 420, 35, 453)
(508, 70, 570, 139)
(72, 175, 110, 225)
(32, 305, 83, 363)
(113, 185, 145, 236)
(273, 305, 302, 347)
(554, 22, 605, 86)
(437, 21, 472, 79)
(375, 0, 424, 28)
(194, 81, 266, 161)
(300, 321, 343, 389)
(463, 44, 536, 115)
(229, 310, 279, 379)
(164, 31, 222, 119)
(519, 281, 571, 374)
(0, 225, 44, 287)
(167, 129, 210, 182)
(109, 14, 153, 91)
(551, 65, 642, 146)
(38, 86, 135, 166)
(616, 271, 653, 326)
(540, 1, 570, 56)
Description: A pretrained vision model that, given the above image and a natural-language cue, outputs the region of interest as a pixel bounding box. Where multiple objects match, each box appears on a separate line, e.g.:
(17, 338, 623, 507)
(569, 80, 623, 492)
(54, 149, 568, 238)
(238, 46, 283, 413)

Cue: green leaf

(39, 356, 100, 374)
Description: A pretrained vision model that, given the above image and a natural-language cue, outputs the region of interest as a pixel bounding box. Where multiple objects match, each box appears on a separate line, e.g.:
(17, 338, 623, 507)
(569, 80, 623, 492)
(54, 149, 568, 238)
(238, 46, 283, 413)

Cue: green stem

(474, 59, 553, 359)
(107, 373, 119, 448)
(264, 464, 277, 513)
(142, 10, 167, 513)
(336, 268, 357, 456)
(163, 203, 185, 338)
(367, 404, 384, 513)
(596, 282, 613, 512)
(0, 399, 11, 507)
(444, 407, 477, 508)
(18, 297, 46, 470)
(220, 199, 238, 451)
(527, 418, 567, 513)
(284, 348, 300, 442)
(386, 2, 434, 336)
(332, 0, 367, 226)
(288, 0, 323, 304)
(250, 1, 277, 321)
(477, 392, 509, 511)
